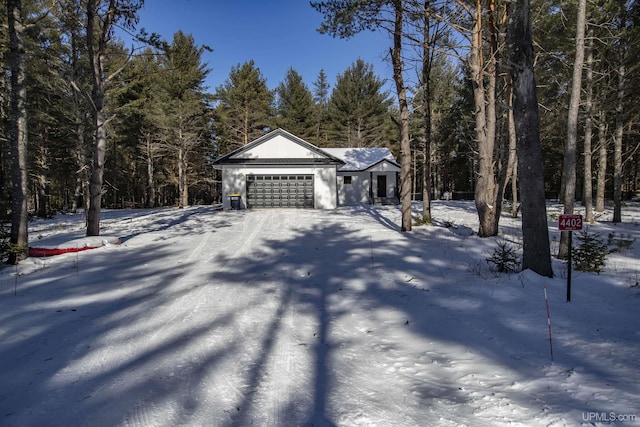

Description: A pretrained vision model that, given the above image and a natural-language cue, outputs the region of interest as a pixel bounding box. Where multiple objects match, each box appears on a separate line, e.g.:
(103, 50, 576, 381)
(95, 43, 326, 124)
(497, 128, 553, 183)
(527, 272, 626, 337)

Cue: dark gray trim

(363, 158, 401, 171)
(219, 158, 343, 165)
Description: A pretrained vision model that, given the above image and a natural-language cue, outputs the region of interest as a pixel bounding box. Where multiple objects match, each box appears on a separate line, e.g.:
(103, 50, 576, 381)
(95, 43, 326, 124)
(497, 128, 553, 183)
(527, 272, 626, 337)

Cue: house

(213, 128, 400, 210)
(323, 147, 401, 206)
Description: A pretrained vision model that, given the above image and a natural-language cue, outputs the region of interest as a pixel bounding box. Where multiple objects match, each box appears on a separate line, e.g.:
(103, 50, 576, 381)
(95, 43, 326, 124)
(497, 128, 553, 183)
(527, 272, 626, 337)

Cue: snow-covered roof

(213, 128, 399, 172)
(323, 148, 400, 172)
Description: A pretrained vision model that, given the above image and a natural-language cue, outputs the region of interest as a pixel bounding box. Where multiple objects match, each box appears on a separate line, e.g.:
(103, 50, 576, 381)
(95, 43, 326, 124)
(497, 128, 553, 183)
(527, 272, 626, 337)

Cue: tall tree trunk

(470, 0, 489, 231)
(472, 0, 501, 237)
(69, 22, 89, 214)
(391, 0, 412, 231)
(511, 158, 518, 217)
(35, 134, 49, 218)
(433, 157, 441, 200)
(87, 108, 107, 236)
(422, 140, 431, 221)
(86, 0, 102, 234)
(178, 144, 187, 208)
(505, 73, 519, 218)
(558, 0, 587, 259)
(86, 0, 115, 236)
(507, 0, 553, 277)
(612, 38, 625, 223)
(7, 0, 29, 264)
(412, 148, 417, 199)
(72, 116, 89, 213)
(421, 0, 433, 224)
(595, 109, 607, 212)
(243, 108, 250, 145)
(0, 42, 8, 208)
(583, 26, 594, 223)
(144, 133, 156, 208)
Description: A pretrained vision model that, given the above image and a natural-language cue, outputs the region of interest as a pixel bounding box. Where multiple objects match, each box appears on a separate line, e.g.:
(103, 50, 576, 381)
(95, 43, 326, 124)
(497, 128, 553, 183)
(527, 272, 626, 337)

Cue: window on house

(343, 176, 352, 185)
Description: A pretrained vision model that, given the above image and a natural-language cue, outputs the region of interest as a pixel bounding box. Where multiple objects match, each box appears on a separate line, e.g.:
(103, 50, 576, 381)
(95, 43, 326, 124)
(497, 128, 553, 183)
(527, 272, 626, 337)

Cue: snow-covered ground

(1, 201, 639, 427)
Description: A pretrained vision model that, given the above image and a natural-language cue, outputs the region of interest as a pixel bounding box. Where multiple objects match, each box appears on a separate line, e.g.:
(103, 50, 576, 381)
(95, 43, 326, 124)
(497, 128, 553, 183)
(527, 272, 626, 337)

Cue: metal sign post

(559, 214, 583, 302)
(567, 230, 572, 302)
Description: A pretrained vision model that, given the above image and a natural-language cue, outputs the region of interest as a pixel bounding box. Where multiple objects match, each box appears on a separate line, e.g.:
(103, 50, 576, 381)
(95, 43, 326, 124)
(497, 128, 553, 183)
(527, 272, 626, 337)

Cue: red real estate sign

(558, 214, 583, 231)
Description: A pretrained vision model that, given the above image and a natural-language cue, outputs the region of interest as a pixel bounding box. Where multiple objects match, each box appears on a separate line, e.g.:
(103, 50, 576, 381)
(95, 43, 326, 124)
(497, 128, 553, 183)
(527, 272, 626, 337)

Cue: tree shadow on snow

(204, 210, 639, 426)
(116, 206, 233, 243)
(1, 206, 638, 426)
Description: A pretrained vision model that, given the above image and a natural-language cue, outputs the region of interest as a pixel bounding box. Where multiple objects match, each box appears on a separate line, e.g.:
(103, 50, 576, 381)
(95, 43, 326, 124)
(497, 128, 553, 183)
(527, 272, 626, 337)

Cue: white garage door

(246, 175, 314, 208)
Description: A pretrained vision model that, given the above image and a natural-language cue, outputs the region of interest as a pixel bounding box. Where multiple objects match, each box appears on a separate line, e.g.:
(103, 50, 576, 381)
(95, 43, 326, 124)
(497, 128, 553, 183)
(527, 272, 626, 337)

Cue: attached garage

(246, 174, 314, 208)
(213, 128, 400, 210)
(213, 129, 343, 210)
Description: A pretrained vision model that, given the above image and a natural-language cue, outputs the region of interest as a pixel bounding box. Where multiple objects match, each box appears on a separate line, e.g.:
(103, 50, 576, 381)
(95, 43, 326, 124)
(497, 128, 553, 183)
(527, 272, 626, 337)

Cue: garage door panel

(246, 174, 314, 209)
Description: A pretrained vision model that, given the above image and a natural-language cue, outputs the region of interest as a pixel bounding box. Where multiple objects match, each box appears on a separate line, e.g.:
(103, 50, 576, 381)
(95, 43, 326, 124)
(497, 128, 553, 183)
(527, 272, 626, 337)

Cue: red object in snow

(28, 236, 121, 257)
(29, 246, 90, 257)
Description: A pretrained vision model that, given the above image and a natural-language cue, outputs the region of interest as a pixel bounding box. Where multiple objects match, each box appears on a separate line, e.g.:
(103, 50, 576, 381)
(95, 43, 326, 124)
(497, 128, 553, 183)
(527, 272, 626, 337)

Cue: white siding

(220, 166, 337, 209)
(337, 172, 371, 205)
(374, 172, 398, 198)
(337, 171, 398, 205)
(368, 160, 400, 173)
(231, 135, 324, 160)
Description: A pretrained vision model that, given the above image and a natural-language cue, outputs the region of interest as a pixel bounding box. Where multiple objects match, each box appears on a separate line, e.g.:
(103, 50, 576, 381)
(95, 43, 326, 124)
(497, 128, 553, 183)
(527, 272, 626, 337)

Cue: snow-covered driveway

(1, 205, 639, 426)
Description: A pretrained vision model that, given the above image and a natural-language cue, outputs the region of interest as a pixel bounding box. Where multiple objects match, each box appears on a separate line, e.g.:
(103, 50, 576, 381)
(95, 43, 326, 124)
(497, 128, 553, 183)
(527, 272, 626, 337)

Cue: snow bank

(29, 235, 121, 257)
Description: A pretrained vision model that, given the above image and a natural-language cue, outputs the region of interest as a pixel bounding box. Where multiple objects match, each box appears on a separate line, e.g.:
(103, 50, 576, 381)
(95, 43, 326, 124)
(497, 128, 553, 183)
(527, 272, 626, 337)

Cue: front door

(376, 175, 387, 198)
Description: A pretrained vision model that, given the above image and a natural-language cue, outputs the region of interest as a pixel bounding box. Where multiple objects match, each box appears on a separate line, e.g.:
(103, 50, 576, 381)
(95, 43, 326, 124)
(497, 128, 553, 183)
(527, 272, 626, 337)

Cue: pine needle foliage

(606, 232, 635, 254)
(572, 229, 608, 274)
(275, 68, 316, 140)
(486, 240, 520, 273)
(0, 221, 9, 264)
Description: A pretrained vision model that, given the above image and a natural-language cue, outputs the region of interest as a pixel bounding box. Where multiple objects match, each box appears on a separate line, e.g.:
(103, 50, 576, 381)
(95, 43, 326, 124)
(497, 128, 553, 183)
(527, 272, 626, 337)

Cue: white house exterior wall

(337, 171, 398, 205)
(231, 134, 325, 160)
(377, 172, 398, 198)
(368, 161, 399, 173)
(220, 166, 337, 210)
(337, 172, 370, 205)
(368, 161, 399, 199)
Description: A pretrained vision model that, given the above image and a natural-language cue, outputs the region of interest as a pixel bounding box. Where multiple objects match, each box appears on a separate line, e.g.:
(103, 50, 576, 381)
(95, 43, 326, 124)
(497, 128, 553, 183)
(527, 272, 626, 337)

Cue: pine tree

(313, 1, 410, 230)
(214, 60, 274, 152)
(84, 0, 144, 236)
(56, 0, 93, 213)
(327, 59, 392, 148)
(0, 7, 9, 210)
(7, 0, 29, 263)
(506, 0, 553, 277)
(558, 0, 587, 259)
(275, 68, 315, 139)
(572, 229, 607, 273)
(27, 9, 72, 217)
(112, 47, 162, 208)
(312, 69, 330, 144)
(152, 31, 211, 208)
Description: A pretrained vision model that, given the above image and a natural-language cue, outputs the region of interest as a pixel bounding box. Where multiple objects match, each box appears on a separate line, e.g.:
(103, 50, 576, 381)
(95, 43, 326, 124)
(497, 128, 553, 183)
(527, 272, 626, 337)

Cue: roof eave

(212, 128, 345, 165)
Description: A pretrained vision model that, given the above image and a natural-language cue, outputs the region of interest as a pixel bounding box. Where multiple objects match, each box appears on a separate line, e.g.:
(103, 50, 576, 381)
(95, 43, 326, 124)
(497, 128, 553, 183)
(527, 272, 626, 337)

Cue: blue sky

(132, 0, 394, 94)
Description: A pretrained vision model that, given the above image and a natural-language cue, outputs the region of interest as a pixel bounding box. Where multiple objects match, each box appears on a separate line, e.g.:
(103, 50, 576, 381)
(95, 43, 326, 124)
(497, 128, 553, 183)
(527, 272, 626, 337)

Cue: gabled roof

(213, 128, 345, 167)
(323, 148, 401, 172)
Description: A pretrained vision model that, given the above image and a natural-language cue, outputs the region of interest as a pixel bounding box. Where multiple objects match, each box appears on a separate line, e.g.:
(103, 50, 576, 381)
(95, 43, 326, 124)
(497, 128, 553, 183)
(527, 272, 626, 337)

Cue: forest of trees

(1, 0, 639, 268)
